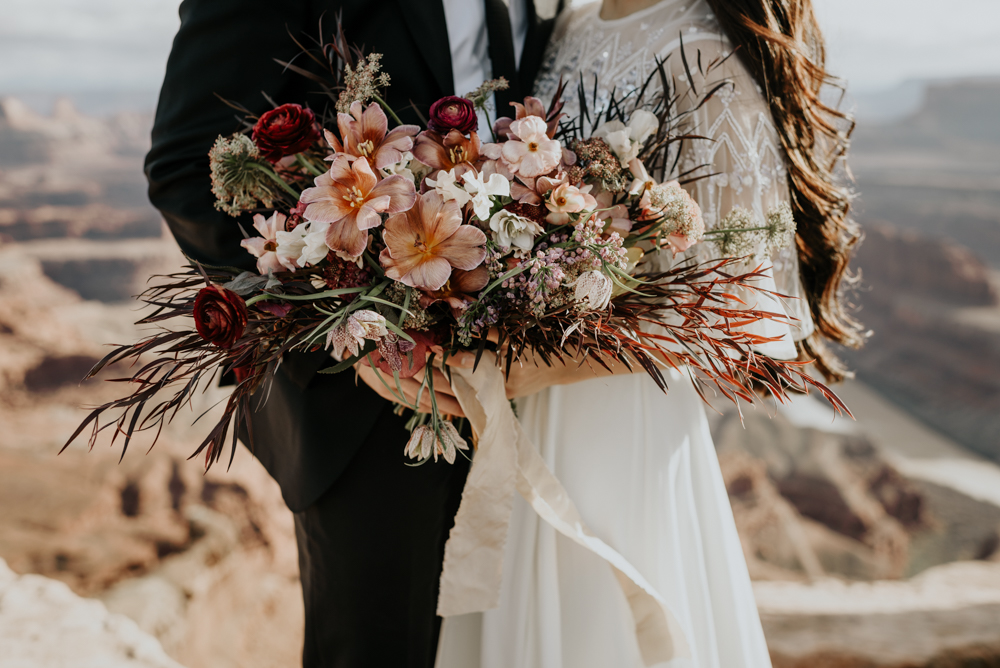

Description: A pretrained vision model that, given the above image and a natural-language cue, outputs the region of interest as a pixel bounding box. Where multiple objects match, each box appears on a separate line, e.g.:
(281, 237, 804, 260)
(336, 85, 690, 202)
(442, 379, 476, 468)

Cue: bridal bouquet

(66, 27, 845, 467)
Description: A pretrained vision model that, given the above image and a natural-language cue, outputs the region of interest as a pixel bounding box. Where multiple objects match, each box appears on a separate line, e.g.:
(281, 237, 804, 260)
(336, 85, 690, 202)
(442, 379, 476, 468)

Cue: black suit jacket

(146, 0, 560, 512)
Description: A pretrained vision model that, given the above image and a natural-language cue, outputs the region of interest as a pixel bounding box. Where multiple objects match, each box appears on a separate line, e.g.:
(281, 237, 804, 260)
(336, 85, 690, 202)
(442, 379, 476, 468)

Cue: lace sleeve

(670, 36, 815, 347)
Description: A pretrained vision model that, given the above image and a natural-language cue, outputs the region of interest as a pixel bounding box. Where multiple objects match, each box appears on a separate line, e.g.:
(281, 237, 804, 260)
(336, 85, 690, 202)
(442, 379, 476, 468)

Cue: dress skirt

(436, 368, 773, 668)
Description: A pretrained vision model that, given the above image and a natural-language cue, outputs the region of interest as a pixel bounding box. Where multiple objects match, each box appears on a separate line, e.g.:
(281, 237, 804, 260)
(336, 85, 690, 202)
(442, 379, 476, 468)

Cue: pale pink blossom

(545, 182, 597, 224)
(241, 212, 298, 274)
(500, 116, 561, 178)
(379, 191, 487, 291)
(325, 101, 419, 169)
(300, 155, 416, 258)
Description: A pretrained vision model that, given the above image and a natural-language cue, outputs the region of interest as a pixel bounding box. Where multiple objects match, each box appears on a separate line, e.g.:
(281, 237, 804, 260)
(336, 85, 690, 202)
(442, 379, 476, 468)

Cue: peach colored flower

(545, 182, 597, 224)
(494, 95, 563, 140)
(379, 191, 487, 291)
(593, 190, 633, 237)
(500, 116, 561, 178)
(413, 130, 481, 176)
(325, 101, 419, 169)
(300, 155, 416, 258)
(419, 265, 490, 310)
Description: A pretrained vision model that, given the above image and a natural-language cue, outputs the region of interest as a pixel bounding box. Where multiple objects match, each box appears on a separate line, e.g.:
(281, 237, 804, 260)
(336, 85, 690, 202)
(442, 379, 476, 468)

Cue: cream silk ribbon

(438, 353, 691, 666)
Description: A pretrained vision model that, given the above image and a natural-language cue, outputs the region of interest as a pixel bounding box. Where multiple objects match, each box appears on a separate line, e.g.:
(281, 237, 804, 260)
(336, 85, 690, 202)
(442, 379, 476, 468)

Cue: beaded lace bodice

(534, 0, 814, 340)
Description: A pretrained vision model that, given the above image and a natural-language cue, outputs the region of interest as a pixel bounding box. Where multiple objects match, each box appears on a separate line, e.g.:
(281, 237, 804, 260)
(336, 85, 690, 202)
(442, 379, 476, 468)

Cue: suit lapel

(394, 0, 455, 96)
(519, 0, 563, 96)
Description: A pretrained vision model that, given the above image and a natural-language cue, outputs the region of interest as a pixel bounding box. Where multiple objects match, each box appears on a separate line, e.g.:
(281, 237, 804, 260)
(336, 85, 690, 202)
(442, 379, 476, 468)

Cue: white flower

(488, 209, 544, 257)
(594, 110, 660, 167)
(380, 150, 431, 186)
(628, 110, 659, 145)
(764, 201, 796, 253)
(627, 157, 653, 195)
(296, 221, 332, 266)
(425, 168, 472, 207)
(569, 270, 613, 311)
(462, 170, 510, 221)
(593, 121, 634, 163)
(274, 224, 308, 269)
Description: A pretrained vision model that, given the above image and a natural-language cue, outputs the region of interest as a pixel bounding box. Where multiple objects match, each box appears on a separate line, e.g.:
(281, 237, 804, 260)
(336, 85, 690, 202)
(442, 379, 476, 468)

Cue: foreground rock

(0, 557, 185, 668)
(757, 561, 1000, 668)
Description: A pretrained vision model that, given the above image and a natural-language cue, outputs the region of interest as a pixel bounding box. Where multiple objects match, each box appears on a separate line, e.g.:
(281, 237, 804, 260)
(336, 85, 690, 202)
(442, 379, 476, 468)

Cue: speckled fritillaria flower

(404, 421, 469, 464)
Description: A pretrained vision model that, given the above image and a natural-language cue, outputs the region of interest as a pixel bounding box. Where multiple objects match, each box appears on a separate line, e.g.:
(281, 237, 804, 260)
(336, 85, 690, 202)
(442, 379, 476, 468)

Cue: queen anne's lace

(534, 0, 814, 340)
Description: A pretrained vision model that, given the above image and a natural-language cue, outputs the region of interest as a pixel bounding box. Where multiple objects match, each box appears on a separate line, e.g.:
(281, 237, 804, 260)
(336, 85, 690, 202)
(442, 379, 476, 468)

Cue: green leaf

(479, 265, 527, 299)
(267, 286, 367, 301)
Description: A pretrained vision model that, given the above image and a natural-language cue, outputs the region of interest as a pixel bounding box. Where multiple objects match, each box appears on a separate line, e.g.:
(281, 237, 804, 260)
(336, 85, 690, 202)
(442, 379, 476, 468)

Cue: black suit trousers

(293, 402, 470, 668)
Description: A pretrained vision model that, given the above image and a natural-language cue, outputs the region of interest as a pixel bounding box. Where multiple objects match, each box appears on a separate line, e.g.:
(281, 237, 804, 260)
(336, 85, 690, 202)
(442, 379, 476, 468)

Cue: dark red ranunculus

(193, 285, 248, 349)
(428, 96, 478, 135)
(252, 103, 321, 162)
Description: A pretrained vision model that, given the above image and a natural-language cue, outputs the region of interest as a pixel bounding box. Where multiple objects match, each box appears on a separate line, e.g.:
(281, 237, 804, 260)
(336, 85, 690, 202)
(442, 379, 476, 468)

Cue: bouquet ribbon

(439, 352, 691, 666)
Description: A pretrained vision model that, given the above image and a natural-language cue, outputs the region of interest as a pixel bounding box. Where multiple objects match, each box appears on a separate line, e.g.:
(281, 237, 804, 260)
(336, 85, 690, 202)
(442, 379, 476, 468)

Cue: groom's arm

(145, 0, 315, 269)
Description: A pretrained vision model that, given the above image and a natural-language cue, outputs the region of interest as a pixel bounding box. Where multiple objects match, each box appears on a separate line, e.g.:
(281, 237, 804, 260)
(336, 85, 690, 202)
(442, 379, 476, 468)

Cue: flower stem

(372, 93, 405, 127)
(295, 153, 323, 176)
(248, 162, 301, 199)
(704, 226, 771, 235)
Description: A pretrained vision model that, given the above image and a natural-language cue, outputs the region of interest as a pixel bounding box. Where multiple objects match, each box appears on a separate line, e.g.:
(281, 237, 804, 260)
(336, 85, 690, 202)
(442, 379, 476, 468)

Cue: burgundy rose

(428, 96, 478, 135)
(251, 103, 321, 162)
(193, 285, 248, 349)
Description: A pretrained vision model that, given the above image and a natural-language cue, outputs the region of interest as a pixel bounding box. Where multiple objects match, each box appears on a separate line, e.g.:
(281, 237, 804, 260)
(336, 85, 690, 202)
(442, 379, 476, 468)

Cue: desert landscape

(1, 78, 1000, 667)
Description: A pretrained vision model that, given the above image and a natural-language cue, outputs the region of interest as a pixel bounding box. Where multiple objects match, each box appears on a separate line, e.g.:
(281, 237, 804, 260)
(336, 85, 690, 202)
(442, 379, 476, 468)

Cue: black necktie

(484, 0, 520, 116)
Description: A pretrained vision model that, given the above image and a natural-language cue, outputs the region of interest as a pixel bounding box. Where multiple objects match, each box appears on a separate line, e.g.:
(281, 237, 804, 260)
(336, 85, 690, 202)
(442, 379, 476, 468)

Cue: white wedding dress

(437, 1, 813, 666)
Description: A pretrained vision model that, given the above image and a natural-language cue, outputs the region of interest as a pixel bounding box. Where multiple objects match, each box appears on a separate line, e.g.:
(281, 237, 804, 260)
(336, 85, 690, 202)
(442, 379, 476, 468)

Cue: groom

(145, 0, 562, 666)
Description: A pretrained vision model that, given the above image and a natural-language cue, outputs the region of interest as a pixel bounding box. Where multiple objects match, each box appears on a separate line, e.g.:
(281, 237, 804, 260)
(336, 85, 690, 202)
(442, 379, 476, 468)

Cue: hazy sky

(1, 0, 999, 99)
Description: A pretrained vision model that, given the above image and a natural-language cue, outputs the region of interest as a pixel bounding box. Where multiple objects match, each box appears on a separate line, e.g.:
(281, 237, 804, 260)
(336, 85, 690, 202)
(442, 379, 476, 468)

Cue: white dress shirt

(442, 0, 529, 128)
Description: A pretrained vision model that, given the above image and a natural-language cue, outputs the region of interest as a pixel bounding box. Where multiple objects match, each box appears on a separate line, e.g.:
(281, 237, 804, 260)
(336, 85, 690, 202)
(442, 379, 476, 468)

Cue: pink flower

(545, 182, 597, 224)
(638, 180, 704, 254)
(419, 265, 490, 310)
(325, 101, 419, 169)
(379, 191, 487, 291)
(494, 95, 563, 141)
(413, 130, 481, 176)
(300, 155, 416, 258)
(241, 212, 297, 274)
(500, 116, 562, 178)
(594, 191, 633, 237)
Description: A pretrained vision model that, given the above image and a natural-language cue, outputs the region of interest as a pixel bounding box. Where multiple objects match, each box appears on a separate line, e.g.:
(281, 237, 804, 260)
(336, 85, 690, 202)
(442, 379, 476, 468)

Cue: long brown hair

(704, 0, 866, 381)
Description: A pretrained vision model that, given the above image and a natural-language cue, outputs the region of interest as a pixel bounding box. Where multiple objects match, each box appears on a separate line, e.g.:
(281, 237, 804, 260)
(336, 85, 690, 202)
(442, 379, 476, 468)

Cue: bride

(436, 0, 863, 666)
